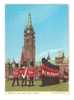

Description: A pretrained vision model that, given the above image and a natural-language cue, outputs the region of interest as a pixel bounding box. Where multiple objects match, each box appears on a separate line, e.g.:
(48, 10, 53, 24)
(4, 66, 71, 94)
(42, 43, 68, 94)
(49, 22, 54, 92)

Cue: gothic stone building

(55, 51, 69, 81)
(21, 13, 35, 66)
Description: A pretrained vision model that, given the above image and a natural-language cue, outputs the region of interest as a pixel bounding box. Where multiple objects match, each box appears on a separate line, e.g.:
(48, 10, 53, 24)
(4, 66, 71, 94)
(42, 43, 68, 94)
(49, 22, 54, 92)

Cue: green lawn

(5, 80, 69, 92)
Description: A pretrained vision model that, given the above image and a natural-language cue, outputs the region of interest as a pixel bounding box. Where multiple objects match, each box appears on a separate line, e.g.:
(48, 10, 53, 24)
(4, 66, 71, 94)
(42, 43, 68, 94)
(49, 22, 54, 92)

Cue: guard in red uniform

(21, 65, 28, 86)
(12, 64, 19, 86)
(40, 58, 47, 86)
(28, 61, 36, 86)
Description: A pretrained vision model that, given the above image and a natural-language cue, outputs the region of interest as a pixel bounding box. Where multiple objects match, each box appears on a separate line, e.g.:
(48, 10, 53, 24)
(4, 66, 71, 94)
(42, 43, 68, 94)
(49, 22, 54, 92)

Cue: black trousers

(21, 77, 27, 86)
(41, 75, 45, 86)
(29, 77, 34, 86)
(12, 77, 19, 86)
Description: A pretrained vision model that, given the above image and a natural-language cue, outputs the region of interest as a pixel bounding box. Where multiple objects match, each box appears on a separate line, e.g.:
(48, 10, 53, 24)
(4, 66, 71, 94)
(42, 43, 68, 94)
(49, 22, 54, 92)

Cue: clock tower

(21, 13, 35, 66)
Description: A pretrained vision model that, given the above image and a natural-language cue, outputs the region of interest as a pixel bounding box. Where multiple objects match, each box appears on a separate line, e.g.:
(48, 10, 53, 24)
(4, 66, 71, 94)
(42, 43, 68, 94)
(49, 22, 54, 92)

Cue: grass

(5, 80, 69, 92)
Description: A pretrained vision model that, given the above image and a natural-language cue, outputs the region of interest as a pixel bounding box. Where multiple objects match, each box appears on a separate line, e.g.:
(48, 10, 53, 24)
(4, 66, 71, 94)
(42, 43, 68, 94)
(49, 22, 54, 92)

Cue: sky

(5, 4, 68, 62)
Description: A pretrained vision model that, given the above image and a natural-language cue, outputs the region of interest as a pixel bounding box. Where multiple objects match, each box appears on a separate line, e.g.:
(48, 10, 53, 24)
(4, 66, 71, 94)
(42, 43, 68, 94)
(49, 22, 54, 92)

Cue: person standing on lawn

(21, 62, 28, 86)
(28, 61, 36, 86)
(12, 64, 19, 86)
(40, 58, 47, 86)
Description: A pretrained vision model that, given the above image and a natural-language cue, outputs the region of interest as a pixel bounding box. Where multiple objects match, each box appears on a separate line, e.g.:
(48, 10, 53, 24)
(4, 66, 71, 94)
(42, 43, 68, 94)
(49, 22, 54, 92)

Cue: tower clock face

(27, 30, 30, 33)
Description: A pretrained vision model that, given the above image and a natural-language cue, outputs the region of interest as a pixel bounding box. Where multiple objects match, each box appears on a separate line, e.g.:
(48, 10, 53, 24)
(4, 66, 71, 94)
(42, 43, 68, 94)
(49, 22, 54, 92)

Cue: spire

(28, 13, 32, 27)
(47, 53, 50, 61)
(24, 13, 34, 34)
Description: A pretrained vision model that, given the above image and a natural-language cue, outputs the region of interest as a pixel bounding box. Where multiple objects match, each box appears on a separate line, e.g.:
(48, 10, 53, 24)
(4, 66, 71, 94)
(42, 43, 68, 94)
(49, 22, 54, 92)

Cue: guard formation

(12, 58, 68, 87)
(12, 61, 36, 86)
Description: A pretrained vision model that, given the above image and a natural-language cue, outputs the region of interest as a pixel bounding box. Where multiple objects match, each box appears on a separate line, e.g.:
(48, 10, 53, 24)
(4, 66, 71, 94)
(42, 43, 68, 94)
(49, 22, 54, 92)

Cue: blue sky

(5, 4, 68, 62)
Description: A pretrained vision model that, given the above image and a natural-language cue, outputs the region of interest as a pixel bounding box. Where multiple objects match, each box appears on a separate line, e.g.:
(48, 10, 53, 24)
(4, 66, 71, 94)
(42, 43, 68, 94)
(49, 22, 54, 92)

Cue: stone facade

(55, 51, 69, 81)
(5, 64, 9, 80)
(21, 13, 35, 66)
(5, 61, 15, 80)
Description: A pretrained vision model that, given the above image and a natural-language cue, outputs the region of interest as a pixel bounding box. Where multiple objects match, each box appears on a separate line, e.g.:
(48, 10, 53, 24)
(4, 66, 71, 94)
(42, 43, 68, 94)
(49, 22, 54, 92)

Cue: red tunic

(13, 68, 19, 78)
(19, 67, 28, 78)
(27, 67, 36, 79)
(19, 68, 24, 77)
(40, 64, 47, 76)
(40, 64, 59, 77)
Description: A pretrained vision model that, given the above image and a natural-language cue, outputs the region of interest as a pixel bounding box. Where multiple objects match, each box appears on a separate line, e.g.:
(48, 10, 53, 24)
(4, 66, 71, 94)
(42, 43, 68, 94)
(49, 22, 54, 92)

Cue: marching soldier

(28, 61, 36, 86)
(21, 62, 28, 86)
(12, 64, 19, 86)
(40, 58, 47, 86)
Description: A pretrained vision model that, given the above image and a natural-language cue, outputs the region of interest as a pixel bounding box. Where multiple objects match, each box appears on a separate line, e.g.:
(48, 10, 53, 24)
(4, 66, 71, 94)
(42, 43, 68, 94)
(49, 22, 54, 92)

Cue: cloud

(36, 48, 64, 61)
